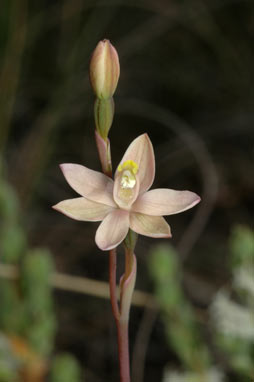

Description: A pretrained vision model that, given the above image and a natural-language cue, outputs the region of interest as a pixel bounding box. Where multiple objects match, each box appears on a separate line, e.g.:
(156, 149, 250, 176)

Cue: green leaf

(50, 354, 82, 382)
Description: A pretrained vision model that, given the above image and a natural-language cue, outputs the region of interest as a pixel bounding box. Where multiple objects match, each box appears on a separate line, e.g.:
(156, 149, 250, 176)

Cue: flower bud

(90, 39, 120, 99)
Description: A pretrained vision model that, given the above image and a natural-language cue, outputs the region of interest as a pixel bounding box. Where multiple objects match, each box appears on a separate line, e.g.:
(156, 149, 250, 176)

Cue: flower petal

(60, 163, 116, 207)
(116, 134, 155, 194)
(95, 210, 130, 250)
(132, 189, 201, 216)
(53, 197, 114, 221)
(130, 213, 171, 238)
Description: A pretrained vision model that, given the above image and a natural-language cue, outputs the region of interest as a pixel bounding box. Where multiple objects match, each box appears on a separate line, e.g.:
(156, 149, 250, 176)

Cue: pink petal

(60, 163, 116, 207)
(130, 212, 171, 238)
(53, 197, 114, 221)
(132, 189, 201, 216)
(116, 134, 155, 194)
(113, 173, 140, 209)
(95, 210, 130, 250)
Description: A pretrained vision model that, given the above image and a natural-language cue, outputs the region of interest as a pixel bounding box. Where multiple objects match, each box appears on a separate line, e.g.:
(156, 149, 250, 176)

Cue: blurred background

(0, 0, 253, 381)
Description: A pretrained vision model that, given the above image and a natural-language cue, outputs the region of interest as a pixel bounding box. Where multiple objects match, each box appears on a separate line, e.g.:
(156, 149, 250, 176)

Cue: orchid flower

(53, 134, 200, 251)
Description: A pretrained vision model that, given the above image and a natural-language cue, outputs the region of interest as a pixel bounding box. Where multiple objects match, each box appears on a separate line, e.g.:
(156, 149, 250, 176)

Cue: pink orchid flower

(53, 134, 200, 251)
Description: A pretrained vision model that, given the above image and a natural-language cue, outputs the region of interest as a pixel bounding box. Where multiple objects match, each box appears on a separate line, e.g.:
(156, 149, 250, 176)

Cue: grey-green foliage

(0, 225, 26, 264)
(0, 167, 56, 357)
(0, 163, 56, 356)
(0, 281, 28, 334)
(0, 333, 19, 382)
(163, 367, 224, 382)
(210, 226, 254, 378)
(148, 245, 211, 373)
(0, 166, 81, 381)
(21, 249, 57, 357)
(0, 165, 27, 263)
(0, 165, 28, 334)
(50, 354, 82, 382)
(230, 225, 254, 266)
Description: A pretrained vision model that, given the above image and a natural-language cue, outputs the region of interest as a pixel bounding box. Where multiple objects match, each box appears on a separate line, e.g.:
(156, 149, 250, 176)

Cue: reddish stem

(109, 249, 120, 320)
(95, 130, 131, 381)
(116, 319, 130, 382)
(109, 249, 131, 382)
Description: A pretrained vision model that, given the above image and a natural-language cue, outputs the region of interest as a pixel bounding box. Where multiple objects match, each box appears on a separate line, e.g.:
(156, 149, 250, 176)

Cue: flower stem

(116, 319, 130, 382)
(109, 248, 132, 382)
(109, 249, 120, 320)
(91, 40, 131, 380)
(95, 127, 135, 381)
(117, 246, 137, 382)
(94, 130, 113, 177)
(109, 246, 136, 382)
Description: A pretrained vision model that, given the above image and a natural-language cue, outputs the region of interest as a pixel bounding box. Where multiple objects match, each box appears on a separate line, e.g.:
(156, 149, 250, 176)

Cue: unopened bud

(90, 39, 120, 99)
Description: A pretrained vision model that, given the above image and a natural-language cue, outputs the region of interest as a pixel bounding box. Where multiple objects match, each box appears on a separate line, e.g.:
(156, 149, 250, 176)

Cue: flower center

(117, 160, 138, 189)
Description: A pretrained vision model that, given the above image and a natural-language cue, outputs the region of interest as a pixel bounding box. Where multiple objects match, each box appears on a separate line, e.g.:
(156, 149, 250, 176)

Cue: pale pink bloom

(53, 134, 200, 251)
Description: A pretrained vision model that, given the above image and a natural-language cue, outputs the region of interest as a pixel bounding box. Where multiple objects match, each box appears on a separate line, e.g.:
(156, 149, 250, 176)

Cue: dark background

(0, 0, 253, 381)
